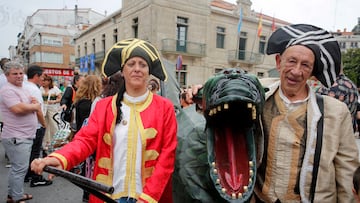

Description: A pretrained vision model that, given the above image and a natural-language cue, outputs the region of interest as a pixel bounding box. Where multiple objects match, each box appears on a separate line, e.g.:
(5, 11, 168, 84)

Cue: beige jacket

(258, 80, 360, 202)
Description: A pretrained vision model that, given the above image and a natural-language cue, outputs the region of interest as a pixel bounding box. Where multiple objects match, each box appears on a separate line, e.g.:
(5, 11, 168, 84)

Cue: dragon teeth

(249, 169, 254, 176)
(224, 103, 229, 109)
(249, 161, 254, 167)
(213, 169, 218, 174)
(212, 162, 216, 167)
(252, 106, 256, 120)
(216, 178, 220, 184)
(243, 186, 248, 192)
(232, 193, 236, 199)
(217, 106, 221, 111)
(209, 109, 213, 116)
(238, 193, 242, 198)
(222, 188, 226, 193)
(247, 103, 252, 108)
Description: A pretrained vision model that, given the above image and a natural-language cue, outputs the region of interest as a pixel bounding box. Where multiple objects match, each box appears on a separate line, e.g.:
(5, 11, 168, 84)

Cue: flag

(271, 16, 276, 32)
(257, 12, 263, 37)
(80, 57, 84, 73)
(84, 55, 88, 73)
(90, 53, 95, 72)
(237, 8, 243, 35)
(176, 55, 182, 70)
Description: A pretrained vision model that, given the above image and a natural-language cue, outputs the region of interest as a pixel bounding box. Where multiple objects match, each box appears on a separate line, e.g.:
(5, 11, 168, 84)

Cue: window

(113, 29, 118, 43)
(30, 53, 35, 63)
(70, 55, 75, 63)
(92, 39, 96, 53)
(176, 17, 188, 52)
(176, 64, 187, 87)
(259, 36, 266, 54)
(102, 34, 106, 51)
(77, 45, 80, 58)
(216, 27, 225, 49)
(132, 18, 138, 38)
(341, 42, 346, 49)
(238, 32, 247, 60)
(84, 42, 88, 56)
(42, 36, 62, 47)
(257, 72, 264, 77)
(34, 52, 63, 63)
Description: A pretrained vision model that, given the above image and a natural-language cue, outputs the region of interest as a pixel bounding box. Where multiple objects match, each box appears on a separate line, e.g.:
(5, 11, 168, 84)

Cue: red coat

(50, 93, 177, 203)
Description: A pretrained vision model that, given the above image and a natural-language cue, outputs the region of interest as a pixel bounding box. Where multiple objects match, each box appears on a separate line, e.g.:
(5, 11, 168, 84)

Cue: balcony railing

(161, 39, 206, 57)
(228, 50, 265, 65)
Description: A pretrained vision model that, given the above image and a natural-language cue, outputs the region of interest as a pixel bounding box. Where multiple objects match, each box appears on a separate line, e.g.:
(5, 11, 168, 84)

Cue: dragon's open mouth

(206, 101, 256, 201)
(202, 68, 264, 202)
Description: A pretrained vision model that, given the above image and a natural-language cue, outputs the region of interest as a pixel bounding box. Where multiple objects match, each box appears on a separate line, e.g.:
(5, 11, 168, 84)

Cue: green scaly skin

(173, 68, 265, 203)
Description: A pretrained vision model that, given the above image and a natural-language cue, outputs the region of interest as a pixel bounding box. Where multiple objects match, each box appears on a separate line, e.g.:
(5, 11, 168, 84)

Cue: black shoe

(24, 176, 31, 183)
(30, 177, 52, 187)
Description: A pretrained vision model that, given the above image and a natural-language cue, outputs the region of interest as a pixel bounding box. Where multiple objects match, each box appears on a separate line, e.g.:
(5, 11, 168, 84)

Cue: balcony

(161, 39, 206, 57)
(228, 50, 265, 65)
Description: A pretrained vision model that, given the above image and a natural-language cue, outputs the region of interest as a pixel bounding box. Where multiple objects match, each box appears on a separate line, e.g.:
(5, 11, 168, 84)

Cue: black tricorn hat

(266, 24, 341, 87)
(101, 38, 167, 81)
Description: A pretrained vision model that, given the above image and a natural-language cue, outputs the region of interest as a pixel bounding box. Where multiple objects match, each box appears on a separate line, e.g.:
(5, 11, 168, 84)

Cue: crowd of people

(1, 23, 360, 202)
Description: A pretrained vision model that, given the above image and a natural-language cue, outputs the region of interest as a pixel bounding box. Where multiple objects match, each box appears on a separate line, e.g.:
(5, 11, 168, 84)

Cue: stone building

(74, 0, 289, 86)
(333, 17, 360, 53)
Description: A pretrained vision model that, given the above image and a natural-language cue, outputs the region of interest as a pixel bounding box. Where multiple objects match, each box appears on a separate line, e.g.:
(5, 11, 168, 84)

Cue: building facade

(330, 18, 360, 53)
(17, 7, 105, 85)
(74, 0, 289, 87)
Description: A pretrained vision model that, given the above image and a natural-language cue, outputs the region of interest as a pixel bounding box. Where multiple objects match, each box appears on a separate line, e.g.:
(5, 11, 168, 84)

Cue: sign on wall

(43, 68, 74, 76)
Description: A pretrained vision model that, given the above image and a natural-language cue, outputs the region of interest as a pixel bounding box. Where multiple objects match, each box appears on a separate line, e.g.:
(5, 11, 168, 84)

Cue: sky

(0, 0, 359, 58)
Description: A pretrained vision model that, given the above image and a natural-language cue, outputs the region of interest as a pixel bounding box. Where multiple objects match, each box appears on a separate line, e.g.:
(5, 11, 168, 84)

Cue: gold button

(122, 120, 127, 125)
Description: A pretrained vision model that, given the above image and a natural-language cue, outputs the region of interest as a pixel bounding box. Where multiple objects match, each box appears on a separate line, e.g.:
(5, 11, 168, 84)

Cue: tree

(342, 48, 360, 86)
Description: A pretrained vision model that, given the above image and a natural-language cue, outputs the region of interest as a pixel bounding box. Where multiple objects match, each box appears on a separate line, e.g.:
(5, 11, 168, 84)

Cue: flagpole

(236, 7, 243, 61)
(250, 35, 257, 63)
(176, 55, 182, 86)
(250, 11, 262, 64)
(271, 13, 276, 32)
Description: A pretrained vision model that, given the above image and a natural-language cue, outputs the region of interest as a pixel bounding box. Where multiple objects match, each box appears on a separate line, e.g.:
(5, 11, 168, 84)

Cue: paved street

(1, 135, 360, 202)
(0, 142, 82, 203)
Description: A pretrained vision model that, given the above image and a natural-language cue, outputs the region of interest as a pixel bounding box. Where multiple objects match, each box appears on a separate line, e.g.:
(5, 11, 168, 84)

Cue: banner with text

(43, 68, 74, 76)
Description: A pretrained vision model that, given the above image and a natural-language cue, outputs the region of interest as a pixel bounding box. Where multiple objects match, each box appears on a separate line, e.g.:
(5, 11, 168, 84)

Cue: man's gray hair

(3, 61, 24, 75)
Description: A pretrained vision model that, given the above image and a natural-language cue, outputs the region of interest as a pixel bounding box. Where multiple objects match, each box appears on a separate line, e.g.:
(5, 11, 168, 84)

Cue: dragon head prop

(202, 68, 265, 202)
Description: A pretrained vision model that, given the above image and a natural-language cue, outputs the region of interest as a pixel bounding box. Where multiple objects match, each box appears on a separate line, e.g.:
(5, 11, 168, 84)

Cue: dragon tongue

(225, 172, 243, 191)
(215, 127, 250, 194)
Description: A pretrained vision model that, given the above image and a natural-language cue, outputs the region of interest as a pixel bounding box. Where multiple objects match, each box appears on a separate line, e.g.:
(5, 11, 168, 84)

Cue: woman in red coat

(31, 38, 177, 203)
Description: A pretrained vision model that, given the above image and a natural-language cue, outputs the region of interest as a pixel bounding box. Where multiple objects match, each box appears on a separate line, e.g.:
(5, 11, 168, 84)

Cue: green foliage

(342, 48, 360, 86)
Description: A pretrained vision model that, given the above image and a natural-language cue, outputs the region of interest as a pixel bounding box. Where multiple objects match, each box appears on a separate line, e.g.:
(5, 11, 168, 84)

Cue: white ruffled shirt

(113, 91, 149, 197)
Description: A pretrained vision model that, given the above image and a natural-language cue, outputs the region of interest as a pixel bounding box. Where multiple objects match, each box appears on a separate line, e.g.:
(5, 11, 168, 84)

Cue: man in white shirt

(23, 65, 52, 187)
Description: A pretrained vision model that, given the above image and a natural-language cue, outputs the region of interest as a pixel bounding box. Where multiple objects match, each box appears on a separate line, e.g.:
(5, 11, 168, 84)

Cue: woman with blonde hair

(72, 74, 102, 133)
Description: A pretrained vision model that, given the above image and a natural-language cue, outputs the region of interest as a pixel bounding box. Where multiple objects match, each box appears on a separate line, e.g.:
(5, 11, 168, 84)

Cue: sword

(44, 165, 116, 203)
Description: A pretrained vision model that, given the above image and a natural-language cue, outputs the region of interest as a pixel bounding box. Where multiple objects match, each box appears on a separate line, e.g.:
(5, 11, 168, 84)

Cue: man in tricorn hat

(255, 24, 360, 202)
